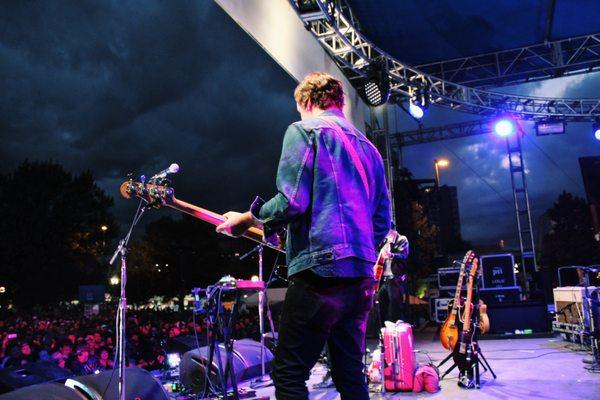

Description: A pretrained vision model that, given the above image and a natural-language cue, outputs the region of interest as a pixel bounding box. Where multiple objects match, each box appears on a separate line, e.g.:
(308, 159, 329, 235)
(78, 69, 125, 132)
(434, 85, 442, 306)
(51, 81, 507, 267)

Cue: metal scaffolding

(506, 128, 537, 291)
(390, 119, 495, 147)
(415, 33, 600, 89)
(289, 1, 600, 122)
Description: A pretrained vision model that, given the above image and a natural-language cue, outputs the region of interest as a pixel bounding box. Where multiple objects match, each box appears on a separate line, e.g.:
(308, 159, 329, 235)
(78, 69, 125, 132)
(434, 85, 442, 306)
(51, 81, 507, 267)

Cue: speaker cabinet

(180, 339, 273, 393)
(0, 361, 73, 394)
(0, 383, 85, 399)
(65, 367, 168, 400)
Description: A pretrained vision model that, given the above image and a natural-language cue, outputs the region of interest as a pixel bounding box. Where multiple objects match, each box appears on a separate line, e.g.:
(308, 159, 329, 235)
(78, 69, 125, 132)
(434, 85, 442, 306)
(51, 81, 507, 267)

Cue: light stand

(109, 200, 148, 400)
(240, 244, 274, 388)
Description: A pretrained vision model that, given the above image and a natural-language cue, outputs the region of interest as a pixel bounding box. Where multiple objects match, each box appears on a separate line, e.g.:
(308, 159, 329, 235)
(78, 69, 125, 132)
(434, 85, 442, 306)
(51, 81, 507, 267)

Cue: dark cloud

(0, 1, 298, 226)
(1, 1, 598, 248)
(400, 73, 600, 246)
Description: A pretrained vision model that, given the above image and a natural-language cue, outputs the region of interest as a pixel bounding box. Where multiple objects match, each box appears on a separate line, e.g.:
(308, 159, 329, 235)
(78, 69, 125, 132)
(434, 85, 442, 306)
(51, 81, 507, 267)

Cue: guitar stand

(437, 341, 496, 389)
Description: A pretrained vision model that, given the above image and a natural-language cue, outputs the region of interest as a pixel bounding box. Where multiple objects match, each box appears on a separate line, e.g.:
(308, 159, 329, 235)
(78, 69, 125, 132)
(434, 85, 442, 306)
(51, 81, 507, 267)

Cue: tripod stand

(239, 244, 276, 388)
(109, 198, 148, 400)
(437, 339, 496, 389)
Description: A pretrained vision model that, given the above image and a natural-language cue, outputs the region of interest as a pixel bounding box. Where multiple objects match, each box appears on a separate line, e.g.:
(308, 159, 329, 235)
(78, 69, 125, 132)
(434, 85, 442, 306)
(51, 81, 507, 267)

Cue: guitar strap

(321, 118, 371, 200)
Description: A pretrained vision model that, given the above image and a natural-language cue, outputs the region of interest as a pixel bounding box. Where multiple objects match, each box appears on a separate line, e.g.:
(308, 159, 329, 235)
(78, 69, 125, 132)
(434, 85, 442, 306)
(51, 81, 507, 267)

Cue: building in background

(421, 184, 463, 255)
(579, 156, 600, 242)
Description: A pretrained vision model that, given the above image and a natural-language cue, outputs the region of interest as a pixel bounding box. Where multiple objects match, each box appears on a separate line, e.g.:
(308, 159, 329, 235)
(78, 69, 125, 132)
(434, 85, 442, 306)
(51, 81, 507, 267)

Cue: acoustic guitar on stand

(439, 251, 475, 350)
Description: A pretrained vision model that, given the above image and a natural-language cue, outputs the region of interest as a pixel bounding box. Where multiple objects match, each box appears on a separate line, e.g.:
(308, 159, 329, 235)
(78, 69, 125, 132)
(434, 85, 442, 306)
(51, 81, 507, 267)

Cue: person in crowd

(70, 345, 99, 375)
(97, 347, 113, 371)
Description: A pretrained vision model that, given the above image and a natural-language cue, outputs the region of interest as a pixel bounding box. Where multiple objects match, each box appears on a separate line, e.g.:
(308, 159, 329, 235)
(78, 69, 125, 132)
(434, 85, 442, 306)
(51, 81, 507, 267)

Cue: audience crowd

(0, 304, 261, 376)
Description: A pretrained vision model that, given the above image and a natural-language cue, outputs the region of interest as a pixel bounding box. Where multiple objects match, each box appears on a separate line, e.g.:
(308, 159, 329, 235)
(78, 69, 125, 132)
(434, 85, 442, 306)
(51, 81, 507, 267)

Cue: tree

(539, 191, 600, 270)
(0, 160, 118, 307)
(126, 215, 267, 303)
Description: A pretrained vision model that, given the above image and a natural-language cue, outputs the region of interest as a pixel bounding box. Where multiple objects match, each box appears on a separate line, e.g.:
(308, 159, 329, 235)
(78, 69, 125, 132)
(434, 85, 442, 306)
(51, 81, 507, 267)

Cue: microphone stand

(109, 199, 148, 400)
(240, 244, 274, 388)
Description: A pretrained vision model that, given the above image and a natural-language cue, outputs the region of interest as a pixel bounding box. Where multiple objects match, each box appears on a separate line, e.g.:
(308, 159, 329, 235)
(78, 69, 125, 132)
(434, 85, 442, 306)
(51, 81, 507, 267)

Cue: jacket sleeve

(372, 157, 392, 247)
(258, 123, 314, 234)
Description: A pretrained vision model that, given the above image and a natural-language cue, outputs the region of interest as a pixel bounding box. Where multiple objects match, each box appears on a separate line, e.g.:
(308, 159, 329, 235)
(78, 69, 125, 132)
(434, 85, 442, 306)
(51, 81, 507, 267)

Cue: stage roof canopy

(345, 0, 600, 65)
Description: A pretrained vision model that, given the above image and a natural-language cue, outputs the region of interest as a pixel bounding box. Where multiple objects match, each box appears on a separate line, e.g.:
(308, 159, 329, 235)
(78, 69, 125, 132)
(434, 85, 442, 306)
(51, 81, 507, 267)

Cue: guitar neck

(462, 275, 474, 332)
(462, 259, 478, 332)
(452, 264, 466, 309)
(170, 198, 284, 253)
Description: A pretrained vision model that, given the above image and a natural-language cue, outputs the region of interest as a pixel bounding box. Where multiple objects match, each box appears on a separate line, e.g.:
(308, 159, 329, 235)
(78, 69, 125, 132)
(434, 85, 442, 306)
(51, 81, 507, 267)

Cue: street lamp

(100, 225, 108, 249)
(434, 158, 450, 187)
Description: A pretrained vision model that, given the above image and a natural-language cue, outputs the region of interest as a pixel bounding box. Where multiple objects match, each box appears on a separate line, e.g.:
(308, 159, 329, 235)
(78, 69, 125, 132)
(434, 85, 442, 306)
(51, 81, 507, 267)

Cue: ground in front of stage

(247, 331, 599, 400)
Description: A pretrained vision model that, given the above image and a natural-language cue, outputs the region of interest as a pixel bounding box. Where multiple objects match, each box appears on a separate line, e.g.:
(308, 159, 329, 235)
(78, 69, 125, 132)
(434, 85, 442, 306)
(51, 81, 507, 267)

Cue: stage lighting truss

(289, 0, 600, 122)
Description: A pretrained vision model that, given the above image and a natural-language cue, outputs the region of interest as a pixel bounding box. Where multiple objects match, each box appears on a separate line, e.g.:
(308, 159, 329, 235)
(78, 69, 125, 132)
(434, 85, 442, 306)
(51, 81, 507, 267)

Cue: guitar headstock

(468, 254, 479, 278)
(461, 250, 475, 266)
(119, 180, 175, 208)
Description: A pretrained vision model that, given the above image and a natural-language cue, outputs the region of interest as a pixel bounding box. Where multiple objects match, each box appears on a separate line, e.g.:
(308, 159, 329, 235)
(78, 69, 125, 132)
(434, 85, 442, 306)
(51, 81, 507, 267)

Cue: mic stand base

(250, 376, 273, 389)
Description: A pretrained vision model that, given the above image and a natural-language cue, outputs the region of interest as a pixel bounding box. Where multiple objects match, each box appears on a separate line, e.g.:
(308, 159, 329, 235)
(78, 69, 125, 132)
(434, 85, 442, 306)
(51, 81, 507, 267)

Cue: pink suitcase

(381, 321, 416, 392)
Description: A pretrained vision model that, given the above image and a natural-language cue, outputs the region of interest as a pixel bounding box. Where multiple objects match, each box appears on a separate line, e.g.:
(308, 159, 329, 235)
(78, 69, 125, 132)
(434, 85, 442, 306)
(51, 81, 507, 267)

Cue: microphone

(150, 163, 180, 180)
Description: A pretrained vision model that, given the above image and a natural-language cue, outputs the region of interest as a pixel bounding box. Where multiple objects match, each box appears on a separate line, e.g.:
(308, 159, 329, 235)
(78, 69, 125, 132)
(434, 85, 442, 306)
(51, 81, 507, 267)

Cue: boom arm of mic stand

(239, 244, 263, 261)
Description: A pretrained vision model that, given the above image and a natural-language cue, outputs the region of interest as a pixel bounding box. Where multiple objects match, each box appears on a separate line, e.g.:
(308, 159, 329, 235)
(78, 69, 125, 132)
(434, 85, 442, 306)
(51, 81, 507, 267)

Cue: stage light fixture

(593, 121, 600, 140)
(167, 353, 181, 369)
(408, 100, 424, 119)
(494, 118, 517, 138)
(361, 59, 390, 107)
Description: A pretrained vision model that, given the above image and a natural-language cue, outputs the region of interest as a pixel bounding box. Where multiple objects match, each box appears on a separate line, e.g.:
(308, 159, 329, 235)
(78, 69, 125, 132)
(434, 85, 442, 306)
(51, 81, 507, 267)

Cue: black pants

(377, 276, 408, 325)
(270, 271, 373, 400)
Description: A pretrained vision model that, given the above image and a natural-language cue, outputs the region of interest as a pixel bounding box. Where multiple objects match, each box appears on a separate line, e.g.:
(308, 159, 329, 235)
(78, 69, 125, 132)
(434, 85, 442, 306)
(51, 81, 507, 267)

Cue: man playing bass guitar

(216, 72, 391, 400)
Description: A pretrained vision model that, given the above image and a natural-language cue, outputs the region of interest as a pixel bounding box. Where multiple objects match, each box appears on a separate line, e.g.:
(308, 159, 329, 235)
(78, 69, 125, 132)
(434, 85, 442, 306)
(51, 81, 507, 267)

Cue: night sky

(1, 1, 599, 247)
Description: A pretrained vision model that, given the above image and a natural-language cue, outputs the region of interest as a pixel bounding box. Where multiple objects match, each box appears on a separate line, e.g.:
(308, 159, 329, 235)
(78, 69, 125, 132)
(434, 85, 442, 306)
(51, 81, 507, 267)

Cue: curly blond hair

(294, 72, 345, 110)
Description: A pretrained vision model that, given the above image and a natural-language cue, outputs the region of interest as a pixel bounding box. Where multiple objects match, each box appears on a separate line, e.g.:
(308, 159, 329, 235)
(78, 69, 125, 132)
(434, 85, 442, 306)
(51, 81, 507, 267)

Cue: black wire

(522, 133, 585, 191)
(485, 350, 572, 360)
(441, 141, 515, 210)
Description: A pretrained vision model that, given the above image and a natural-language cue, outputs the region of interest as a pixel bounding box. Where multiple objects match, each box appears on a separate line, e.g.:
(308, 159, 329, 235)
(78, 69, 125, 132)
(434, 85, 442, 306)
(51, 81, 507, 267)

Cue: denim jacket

(256, 109, 391, 276)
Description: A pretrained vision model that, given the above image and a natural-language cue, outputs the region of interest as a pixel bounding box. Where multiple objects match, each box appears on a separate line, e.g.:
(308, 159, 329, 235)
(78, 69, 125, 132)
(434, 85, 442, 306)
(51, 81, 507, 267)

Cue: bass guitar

(119, 180, 284, 253)
(439, 251, 475, 350)
(373, 240, 392, 292)
(452, 256, 479, 372)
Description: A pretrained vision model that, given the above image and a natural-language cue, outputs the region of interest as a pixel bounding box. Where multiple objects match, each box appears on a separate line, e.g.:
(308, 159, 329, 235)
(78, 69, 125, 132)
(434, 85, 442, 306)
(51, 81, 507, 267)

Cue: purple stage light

(494, 118, 517, 138)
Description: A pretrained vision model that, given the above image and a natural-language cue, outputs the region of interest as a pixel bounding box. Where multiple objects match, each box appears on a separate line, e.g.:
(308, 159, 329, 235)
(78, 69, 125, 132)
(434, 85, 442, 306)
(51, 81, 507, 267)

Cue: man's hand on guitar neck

(216, 211, 260, 238)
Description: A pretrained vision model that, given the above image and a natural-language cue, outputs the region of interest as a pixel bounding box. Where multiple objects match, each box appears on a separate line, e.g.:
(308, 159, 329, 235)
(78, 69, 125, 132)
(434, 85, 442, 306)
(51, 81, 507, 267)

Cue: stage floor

(247, 332, 599, 400)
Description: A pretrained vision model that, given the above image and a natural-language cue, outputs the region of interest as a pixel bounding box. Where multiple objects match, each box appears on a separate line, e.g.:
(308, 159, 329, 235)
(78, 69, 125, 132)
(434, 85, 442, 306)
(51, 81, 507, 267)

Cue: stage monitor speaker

(65, 367, 168, 400)
(480, 253, 516, 288)
(0, 382, 85, 400)
(486, 301, 549, 334)
(0, 361, 73, 394)
(180, 339, 273, 394)
(165, 335, 207, 355)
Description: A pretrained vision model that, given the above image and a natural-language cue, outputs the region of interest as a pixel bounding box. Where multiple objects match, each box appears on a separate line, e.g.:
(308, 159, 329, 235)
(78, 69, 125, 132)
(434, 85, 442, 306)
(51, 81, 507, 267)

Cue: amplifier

(480, 286, 521, 305)
(437, 267, 462, 290)
(480, 253, 516, 288)
(553, 286, 599, 324)
(433, 298, 451, 324)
